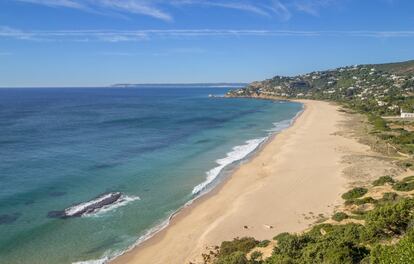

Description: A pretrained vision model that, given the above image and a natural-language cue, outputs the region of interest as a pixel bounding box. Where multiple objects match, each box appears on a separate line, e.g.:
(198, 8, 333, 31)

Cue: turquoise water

(0, 87, 302, 264)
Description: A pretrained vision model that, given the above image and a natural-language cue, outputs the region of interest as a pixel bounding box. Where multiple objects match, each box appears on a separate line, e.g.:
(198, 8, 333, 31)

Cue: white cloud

(172, 0, 271, 17)
(94, 0, 172, 21)
(16, 0, 85, 9)
(268, 0, 291, 21)
(12, 0, 333, 21)
(294, 0, 339, 16)
(2, 26, 414, 42)
(15, 0, 172, 21)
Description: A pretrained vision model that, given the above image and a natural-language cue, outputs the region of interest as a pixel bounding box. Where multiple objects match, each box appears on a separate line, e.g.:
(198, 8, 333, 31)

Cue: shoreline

(112, 99, 366, 264)
(105, 99, 304, 263)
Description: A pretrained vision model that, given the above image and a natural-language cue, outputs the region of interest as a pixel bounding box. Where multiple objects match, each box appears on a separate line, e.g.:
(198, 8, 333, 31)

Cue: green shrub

(364, 198, 414, 241)
(393, 181, 414, 192)
(250, 251, 263, 261)
(355, 197, 377, 205)
(215, 251, 248, 264)
(402, 176, 414, 182)
(342, 187, 368, 200)
(381, 192, 398, 202)
(373, 176, 395, 186)
(273, 233, 313, 259)
(368, 115, 389, 132)
(345, 197, 377, 206)
(370, 228, 414, 264)
(273, 232, 291, 242)
(218, 237, 258, 258)
(257, 240, 270, 248)
(269, 224, 368, 264)
(332, 212, 349, 222)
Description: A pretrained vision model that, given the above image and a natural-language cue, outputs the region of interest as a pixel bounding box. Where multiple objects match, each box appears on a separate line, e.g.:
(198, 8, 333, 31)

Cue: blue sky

(1, 0, 414, 87)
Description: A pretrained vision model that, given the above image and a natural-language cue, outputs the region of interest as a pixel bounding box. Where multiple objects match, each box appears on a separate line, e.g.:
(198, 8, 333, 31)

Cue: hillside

(228, 59, 414, 157)
(373, 60, 414, 75)
(227, 59, 414, 116)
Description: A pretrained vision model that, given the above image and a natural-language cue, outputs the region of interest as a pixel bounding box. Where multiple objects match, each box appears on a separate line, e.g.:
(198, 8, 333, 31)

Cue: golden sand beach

(112, 100, 373, 264)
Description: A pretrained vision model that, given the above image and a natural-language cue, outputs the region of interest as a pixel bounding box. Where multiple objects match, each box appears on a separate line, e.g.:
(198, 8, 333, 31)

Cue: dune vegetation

(207, 175, 414, 264)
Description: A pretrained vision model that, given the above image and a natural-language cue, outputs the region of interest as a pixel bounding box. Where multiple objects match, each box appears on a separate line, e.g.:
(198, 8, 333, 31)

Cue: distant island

(110, 83, 247, 88)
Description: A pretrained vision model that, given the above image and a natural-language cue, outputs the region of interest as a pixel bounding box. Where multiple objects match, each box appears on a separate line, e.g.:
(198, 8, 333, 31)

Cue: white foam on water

(192, 137, 267, 195)
(266, 119, 292, 133)
(65, 193, 120, 216)
(82, 104, 305, 264)
(90, 195, 141, 217)
(64, 193, 140, 218)
(72, 257, 109, 264)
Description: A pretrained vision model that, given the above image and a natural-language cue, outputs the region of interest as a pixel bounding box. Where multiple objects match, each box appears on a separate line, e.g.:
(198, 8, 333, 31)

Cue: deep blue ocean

(0, 87, 302, 264)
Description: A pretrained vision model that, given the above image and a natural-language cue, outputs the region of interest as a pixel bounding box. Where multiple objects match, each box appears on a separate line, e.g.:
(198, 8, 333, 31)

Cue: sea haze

(0, 87, 302, 263)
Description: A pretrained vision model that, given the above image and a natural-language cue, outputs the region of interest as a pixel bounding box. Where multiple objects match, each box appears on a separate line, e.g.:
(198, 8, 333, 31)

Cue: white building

(400, 109, 414, 118)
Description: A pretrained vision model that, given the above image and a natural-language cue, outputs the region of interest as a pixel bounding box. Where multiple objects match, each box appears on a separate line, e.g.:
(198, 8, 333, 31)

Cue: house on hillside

(400, 109, 414, 118)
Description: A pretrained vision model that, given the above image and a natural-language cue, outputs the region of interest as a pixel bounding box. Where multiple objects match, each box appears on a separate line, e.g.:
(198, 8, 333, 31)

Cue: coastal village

(228, 61, 414, 156)
(229, 61, 414, 118)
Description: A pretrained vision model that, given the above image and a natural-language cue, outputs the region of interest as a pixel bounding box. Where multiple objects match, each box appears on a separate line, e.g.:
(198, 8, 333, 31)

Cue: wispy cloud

(269, 0, 291, 21)
(12, 0, 338, 21)
(16, 0, 85, 9)
(294, 0, 339, 16)
(15, 0, 172, 21)
(0, 52, 13, 56)
(172, 0, 272, 17)
(2, 26, 414, 42)
(95, 0, 172, 21)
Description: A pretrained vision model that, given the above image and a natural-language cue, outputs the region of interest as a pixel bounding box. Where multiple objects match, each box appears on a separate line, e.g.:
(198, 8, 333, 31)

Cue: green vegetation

(218, 237, 258, 258)
(219, 60, 414, 264)
(214, 198, 414, 264)
(402, 176, 414, 182)
(370, 229, 414, 264)
(332, 212, 349, 222)
(257, 240, 270, 248)
(393, 181, 414, 191)
(342, 187, 368, 200)
(227, 60, 414, 156)
(250, 251, 263, 262)
(368, 115, 389, 132)
(345, 196, 377, 206)
(381, 192, 398, 202)
(372, 176, 395, 186)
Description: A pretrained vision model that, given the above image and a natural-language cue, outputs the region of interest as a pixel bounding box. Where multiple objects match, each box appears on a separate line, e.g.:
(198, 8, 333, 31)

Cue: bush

(218, 237, 258, 258)
(381, 192, 398, 202)
(332, 212, 349, 222)
(342, 187, 368, 200)
(373, 176, 395, 186)
(393, 181, 414, 192)
(273, 232, 291, 242)
(402, 176, 414, 182)
(250, 251, 263, 261)
(368, 115, 389, 132)
(215, 251, 248, 264)
(370, 228, 414, 264)
(268, 224, 369, 264)
(274, 233, 313, 259)
(257, 240, 270, 248)
(345, 197, 377, 206)
(364, 198, 414, 241)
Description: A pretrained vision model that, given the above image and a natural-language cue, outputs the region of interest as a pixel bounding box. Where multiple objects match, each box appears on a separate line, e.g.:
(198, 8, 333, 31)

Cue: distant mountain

(110, 83, 247, 88)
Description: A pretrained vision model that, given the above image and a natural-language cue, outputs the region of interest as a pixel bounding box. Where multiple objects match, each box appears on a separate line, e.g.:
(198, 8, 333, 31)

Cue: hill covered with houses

(227, 60, 414, 116)
(228, 60, 414, 156)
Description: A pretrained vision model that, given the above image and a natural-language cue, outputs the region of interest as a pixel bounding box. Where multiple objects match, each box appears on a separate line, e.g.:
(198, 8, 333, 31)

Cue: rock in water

(48, 192, 123, 219)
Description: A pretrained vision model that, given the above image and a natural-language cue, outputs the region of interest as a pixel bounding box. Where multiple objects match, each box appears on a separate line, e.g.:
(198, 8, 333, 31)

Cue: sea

(0, 87, 303, 264)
